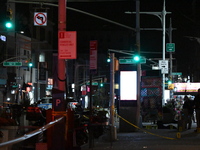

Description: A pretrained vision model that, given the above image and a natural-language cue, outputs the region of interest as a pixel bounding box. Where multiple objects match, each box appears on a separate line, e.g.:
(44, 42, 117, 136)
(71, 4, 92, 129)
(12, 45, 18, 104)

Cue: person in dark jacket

(194, 88, 200, 130)
(183, 96, 194, 129)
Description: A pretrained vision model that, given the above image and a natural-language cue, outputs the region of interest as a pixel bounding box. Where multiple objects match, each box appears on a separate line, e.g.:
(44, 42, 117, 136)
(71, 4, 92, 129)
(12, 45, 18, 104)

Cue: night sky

(67, 0, 200, 79)
(1, 0, 200, 80)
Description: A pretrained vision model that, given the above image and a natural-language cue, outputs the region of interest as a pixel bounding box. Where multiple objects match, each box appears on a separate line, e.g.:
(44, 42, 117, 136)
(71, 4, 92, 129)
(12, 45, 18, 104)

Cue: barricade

(0, 117, 64, 149)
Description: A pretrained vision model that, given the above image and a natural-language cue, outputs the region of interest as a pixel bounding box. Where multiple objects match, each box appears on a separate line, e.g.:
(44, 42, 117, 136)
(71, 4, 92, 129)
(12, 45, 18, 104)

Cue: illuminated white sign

(120, 71, 137, 100)
(174, 83, 200, 92)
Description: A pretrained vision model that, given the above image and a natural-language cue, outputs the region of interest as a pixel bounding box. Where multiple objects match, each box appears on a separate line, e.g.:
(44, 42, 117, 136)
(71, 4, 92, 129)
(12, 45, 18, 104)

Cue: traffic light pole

(136, 0, 141, 128)
(126, 0, 170, 106)
(162, 0, 166, 106)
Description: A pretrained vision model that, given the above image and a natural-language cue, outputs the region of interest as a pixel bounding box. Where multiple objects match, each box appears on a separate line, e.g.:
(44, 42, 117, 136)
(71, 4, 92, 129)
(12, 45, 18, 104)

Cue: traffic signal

(28, 62, 33, 67)
(167, 80, 172, 85)
(24, 59, 33, 67)
(133, 54, 140, 63)
(5, 8, 13, 29)
(100, 83, 103, 87)
(168, 83, 174, 90)
(114, 58, 119, 71)
(107, 53, 111, 62)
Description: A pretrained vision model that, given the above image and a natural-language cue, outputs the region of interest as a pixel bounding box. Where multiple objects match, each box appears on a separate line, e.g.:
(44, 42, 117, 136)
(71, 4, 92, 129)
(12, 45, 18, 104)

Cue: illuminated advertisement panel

(120, 71, 137, 100)
(174, 83, 200, 93)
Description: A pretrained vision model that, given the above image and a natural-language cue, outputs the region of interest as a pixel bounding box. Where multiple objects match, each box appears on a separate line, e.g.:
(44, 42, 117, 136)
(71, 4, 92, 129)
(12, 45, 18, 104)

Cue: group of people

(183, 88, 200, 131)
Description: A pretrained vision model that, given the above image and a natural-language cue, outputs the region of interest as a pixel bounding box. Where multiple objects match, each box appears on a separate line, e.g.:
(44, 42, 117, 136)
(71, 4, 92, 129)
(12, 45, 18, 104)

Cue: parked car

(37, 97, 52, 110)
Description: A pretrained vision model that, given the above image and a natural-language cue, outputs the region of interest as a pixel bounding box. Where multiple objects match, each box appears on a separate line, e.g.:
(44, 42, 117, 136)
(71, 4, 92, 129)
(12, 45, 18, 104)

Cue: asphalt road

(81, 122, 200, 150)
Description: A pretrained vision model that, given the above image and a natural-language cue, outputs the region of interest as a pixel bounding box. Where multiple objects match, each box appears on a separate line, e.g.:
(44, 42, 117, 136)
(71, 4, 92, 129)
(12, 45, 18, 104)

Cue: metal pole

(51, 0, 66, 149)
(89, 73, 93, 148)
(110, 53, 116, 141)
(110, 53, 115, 126)
(58, 0, 66, 92)
(169, 18, 173, 99)
(136, 0, 141, 127)
(162, 0, 166, 106)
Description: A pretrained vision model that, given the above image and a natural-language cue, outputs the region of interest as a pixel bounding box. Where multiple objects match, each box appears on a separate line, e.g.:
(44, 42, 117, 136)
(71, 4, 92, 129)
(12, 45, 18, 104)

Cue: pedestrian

(194, 88, 200, 131)
(183, 96, 194, 129)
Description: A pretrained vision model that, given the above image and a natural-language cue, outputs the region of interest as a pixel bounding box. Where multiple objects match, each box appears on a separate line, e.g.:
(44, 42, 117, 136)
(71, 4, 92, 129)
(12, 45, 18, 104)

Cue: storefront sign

(174, 83, 200, 92)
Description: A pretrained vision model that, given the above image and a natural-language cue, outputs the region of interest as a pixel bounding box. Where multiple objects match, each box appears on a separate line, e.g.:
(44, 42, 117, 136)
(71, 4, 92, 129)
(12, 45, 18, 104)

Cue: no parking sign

(34, 12, 47, 26)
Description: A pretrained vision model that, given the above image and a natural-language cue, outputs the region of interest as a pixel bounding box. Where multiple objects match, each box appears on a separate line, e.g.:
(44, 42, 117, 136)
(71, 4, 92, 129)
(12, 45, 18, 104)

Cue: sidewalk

(81, 121, 200, 150)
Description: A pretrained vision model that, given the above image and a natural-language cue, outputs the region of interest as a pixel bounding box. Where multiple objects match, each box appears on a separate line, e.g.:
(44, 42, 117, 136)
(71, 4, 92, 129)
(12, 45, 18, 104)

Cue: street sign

(161, 68, 168, 74)
(119, 59, 134, 64)
(58, 31, 77, 59)
(159, 60, 168, 74)
(172, 72, 182, 76)
(119, 58, 146, 64)
(90, 40, 98, 70)
(159, 60, 168, 69)
(166, 43, 175, 52)
(15, 76, 22, 80)
(34, 12, 47, 26)
(86, 82, 98, 85)
(3, 62, 22, 66)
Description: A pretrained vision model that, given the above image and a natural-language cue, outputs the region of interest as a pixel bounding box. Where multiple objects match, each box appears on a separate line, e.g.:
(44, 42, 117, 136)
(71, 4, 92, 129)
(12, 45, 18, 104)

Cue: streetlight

(4, 8, 13, 29)
(126, 0, 171, 106)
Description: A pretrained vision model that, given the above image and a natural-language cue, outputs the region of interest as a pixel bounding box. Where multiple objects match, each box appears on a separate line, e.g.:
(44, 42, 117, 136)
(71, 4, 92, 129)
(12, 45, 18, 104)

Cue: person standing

(194, 88, 200, 131)
(183, 96, 194, 129)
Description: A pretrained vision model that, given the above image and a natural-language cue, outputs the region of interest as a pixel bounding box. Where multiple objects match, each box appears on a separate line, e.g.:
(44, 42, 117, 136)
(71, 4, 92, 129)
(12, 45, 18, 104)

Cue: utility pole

(110, 53, 117, 140)
(136, 0, 141, 128)
(125, 0, 170, 106)
(51, 0, 67, 150)
(162, 0, 166, 106)
(58, 1, 66, 92)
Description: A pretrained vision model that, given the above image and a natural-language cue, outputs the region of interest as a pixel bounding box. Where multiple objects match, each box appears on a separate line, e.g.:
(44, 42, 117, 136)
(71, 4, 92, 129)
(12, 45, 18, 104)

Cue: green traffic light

(107, 58, 111, 63)
(100, 83, 103, 87)
(133, 55, 140, 62)
(168, 80, 172, 84)
(28, 63, 33, 67)
(5, 22, 12, 28)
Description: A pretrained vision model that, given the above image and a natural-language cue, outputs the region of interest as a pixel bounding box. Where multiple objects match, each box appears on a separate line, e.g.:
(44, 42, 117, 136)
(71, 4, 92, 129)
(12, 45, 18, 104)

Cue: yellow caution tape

(114, 112, 177, 140)
(83, 115, 89, 119)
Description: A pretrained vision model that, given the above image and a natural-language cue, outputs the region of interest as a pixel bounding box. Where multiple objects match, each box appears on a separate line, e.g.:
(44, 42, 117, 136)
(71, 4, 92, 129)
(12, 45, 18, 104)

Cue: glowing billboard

(120, 71, 137, 100)
(174, 83, 200, 93)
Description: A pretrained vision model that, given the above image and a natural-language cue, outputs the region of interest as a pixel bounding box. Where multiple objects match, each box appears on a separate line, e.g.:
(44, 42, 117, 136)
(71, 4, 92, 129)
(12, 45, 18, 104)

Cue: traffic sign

(159, 60, 169, 74)
(3, 62, 22, 66)
(15, 76, 22, 80)
(119, 59, 134, 64)
(119, 58, 146, 64)
(172, 72, 182, 76)
(159, 60, 168, 69)
(34, 12, 47, 26)
(90, 40, 98, 70)
(161, 68, 168, 74)
(166, 43, 175, 52)
(86, 82, 98, 85)
(58, 31, 77, 59)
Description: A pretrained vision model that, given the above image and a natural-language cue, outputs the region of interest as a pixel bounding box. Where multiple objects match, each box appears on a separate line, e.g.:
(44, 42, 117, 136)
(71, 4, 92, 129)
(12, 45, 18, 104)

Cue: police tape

(83, 115, 89, 119)
(0, 117, 64, 148)
(114, 112, 177, 140)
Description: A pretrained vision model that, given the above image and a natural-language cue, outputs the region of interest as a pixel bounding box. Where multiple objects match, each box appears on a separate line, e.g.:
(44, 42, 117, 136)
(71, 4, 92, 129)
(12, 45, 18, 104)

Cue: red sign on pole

(58, 31, 77, 59)
(90, 40, 98, 70)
